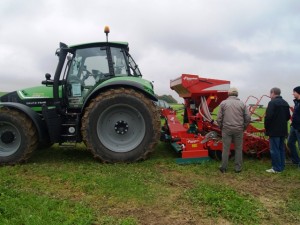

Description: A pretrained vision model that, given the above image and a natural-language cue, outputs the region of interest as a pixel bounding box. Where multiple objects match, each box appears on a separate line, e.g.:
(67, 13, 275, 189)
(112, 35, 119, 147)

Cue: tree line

(156, 94, 178, 104)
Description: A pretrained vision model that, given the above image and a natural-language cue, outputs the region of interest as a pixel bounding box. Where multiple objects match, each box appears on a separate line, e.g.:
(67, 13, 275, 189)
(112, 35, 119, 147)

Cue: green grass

(285, 188, 300, 221)
(0, 144, 300, 224)
(185, 182, 264, 225)
(0, 186, 93, 225)
(0, 104, 299, 224)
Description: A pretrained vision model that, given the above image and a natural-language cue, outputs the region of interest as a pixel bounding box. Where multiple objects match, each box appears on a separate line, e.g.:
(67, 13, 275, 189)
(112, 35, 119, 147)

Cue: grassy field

(0, 144, 299, 225)
(0, 105, 299, 225)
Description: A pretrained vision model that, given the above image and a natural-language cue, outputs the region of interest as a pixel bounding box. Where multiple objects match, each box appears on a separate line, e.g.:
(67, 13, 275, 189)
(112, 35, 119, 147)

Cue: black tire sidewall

(0, 113, 30, 163)
(87, 93, 155, 162)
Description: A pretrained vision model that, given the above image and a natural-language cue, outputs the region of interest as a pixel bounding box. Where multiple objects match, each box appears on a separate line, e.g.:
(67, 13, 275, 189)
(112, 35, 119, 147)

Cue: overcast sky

(0, 0, 299, 105)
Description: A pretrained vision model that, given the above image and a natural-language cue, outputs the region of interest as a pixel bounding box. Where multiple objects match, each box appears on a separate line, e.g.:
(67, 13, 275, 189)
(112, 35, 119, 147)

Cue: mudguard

(83, 79, 158, 109)
(0, 102, 48, 143)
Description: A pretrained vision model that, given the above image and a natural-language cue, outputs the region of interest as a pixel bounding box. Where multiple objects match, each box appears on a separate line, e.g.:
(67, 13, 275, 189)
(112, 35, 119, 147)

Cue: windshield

(66, 47, 109, 104)
(110, 47, 142, 77)
(67, 47, 109, 86)
(127, 53, 142, 77)
(111, 47, 128, 76)
(64, 45, 143, 108)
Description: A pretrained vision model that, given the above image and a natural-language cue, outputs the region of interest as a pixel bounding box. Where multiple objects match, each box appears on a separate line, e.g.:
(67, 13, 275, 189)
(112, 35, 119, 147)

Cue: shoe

(266, 168, 280, 173)
(235, 170, 242, 173)
(219, 168, 226, 173)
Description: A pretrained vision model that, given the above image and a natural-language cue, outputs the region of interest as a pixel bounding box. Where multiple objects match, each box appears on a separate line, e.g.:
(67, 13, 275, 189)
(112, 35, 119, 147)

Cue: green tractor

(0, 27, 160, 165)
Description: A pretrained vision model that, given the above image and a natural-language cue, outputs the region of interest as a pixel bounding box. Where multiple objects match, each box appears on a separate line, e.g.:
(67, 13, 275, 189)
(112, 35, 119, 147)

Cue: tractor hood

(0, 86, 62, 111)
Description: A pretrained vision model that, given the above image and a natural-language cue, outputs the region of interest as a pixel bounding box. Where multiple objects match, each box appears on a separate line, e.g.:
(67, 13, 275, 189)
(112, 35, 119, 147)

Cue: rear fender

(0, 102, 48, 143)
(83, 80, 158, 109)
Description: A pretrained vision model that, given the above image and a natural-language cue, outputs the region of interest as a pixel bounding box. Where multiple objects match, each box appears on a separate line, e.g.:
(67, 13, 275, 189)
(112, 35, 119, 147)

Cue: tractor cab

(42, 41, 143, 109)
(65, 42, 141, 108)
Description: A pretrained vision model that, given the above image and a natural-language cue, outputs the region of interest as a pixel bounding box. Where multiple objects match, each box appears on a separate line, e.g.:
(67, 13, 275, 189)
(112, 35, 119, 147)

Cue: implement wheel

(0, 107, 38, 165)
(82, 88, 160, 162)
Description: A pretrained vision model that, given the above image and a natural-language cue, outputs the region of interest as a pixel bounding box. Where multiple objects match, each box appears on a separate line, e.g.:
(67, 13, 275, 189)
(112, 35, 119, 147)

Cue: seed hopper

(160, 74, 269, 163)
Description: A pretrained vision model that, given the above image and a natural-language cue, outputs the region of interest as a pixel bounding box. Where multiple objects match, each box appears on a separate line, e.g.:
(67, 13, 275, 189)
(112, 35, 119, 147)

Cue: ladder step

(59, 142, 77, 148)
(61, 134, 77, 137)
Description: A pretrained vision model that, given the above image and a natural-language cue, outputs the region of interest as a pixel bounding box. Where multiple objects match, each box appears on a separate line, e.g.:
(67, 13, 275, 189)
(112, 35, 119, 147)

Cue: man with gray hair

(217, 87, 251, 173)
(264, 87, 290, 173)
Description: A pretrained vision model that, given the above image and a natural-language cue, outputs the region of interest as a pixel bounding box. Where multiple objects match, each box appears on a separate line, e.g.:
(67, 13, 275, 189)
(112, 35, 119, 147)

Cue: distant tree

(156, 94, 178, 104)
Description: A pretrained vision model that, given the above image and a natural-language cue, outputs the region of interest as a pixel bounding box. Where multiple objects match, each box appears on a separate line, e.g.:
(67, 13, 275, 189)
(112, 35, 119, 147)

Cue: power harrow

(160, 74, 269, 163)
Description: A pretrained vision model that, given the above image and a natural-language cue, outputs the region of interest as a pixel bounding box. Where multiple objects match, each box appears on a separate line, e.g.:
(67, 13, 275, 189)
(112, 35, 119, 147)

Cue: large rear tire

(81, 88, 160, 163)
(0, 107, 38, 165)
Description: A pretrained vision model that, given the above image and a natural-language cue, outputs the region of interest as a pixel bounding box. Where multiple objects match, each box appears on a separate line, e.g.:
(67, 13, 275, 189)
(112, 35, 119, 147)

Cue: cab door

(66, 47, 110, 108)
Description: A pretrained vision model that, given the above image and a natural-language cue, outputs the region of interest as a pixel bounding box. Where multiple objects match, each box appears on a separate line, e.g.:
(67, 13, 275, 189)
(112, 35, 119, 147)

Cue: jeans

(221, 129, 243, 171)
(287, 126, 300, 165)
(269, 137, 286, 172)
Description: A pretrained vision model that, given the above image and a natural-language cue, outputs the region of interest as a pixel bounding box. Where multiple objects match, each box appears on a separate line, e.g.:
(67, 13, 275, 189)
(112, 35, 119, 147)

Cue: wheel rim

(97, 104, 146, 153)
(0, 122, 21, 157)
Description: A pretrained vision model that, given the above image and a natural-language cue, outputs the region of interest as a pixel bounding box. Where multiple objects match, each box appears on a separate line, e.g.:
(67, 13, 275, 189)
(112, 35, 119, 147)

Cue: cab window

(66, 47, 109, 107)
(111, 47, 128, 76)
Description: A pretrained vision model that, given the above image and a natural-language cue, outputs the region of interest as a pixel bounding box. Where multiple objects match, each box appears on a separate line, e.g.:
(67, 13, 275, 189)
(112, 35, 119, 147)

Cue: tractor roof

(69, 41, 128, 49)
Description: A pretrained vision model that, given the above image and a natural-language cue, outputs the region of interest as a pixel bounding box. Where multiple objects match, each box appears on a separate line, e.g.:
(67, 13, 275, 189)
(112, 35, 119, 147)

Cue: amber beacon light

(104, 26, 110, 42)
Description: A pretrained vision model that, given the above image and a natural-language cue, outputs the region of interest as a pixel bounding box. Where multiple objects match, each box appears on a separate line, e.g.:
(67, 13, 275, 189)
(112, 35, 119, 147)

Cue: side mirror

(67, 55, 72, 61)
(42, 73, 53, 85)
(45, 73, 51, 80)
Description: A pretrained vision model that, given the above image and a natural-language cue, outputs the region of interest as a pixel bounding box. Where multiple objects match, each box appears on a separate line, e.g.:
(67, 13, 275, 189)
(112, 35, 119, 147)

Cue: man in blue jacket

(287, 86, 300, 167)
(264, 87, 291, 173)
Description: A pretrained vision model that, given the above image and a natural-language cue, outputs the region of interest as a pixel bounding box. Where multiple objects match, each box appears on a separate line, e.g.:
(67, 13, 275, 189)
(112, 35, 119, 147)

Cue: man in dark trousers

(217, 87, 251, 173)
(287, 86, 300, 167)
(264, 87, 291, 173)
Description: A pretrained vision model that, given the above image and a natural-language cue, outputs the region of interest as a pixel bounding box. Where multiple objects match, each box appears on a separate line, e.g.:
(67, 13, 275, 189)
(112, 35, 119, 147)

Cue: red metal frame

(161, 74, 271, 161)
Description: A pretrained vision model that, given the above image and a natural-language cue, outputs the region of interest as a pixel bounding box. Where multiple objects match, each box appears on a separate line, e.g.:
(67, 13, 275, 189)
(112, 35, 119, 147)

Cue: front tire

(81, 88, 160, 162)
(0, 107, 38, 165)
